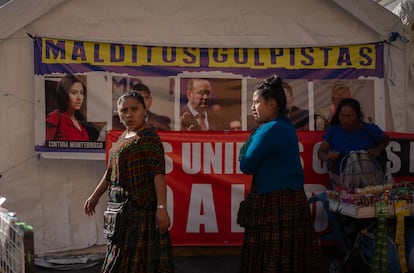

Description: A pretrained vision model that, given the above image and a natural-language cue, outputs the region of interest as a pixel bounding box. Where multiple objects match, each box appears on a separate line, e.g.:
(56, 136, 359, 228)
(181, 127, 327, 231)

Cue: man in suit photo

(112, 82, 172, 131)
(132, 83, 171, 131)
(180, 78, 225, 131)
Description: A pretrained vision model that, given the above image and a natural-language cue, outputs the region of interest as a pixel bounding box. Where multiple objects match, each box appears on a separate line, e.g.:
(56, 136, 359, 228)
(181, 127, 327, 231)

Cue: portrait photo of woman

(45, 74, 97, 141)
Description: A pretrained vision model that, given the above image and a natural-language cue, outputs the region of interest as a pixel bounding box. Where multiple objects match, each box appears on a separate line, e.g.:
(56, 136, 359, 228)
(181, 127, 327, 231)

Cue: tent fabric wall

(0, 0, 64, 40)
(388, 41, 413, 132)
(333, 0, 404, 40)
(407, 43, 414, 129)
(17, 0, 380, 47)
(0, 0, 412, 254)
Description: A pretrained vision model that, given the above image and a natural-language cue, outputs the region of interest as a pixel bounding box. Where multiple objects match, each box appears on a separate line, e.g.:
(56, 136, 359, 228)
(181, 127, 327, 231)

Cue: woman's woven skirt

(101, 205, 174, 273)
(239, 187, 322, 273)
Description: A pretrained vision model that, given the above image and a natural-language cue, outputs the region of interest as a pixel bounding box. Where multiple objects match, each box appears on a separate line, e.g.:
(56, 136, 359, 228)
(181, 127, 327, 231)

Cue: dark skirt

(239, 187, 322, 273)
(101, 203, 174, 273)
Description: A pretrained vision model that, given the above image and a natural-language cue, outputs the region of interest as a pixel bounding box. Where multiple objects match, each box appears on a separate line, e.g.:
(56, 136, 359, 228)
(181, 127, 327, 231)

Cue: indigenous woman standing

(84, 91, 174, 273)
(238, 75, 321, 273)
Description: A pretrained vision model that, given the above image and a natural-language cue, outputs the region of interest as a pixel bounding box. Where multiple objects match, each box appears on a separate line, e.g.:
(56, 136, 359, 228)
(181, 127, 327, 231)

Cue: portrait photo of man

(179, 77, 241, 131)
(313, 79, 375, 130)
(112, 76, 174, 131)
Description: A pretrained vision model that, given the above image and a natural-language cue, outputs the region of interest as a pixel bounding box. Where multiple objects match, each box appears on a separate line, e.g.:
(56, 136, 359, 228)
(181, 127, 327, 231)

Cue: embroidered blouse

(106, 128, 165, 207)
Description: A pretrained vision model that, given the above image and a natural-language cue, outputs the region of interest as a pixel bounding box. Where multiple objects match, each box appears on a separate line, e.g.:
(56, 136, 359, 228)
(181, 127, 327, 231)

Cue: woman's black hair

(329, 97, 364, 126)
(56, 74, 87, 122)
(117, 90, 146, 109)
(256, 74, 287, 114)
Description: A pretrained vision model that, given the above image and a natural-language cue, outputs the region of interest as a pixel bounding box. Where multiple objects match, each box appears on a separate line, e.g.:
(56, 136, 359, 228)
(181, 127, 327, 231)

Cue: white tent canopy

(0, 0, 406, 46)
(0, 0, 413, 254)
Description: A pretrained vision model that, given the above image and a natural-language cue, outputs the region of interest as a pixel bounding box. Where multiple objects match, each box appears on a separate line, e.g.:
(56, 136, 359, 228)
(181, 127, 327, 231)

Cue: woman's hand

(366, 148, 381, 158)
(327, 150, 341, 161)
(155, 208, 171, 233)
(367, 134, 390, 158)
(84, 195, 100, 216)
(318, 140, 341, 161)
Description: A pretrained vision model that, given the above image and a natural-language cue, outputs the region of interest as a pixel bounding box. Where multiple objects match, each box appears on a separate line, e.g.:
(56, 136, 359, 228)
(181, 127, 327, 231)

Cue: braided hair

(256, 74, 287, 115)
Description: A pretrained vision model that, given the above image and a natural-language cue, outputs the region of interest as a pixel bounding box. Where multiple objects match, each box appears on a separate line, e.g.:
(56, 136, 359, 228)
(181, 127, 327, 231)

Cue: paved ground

(35, 255, 241, 273)
(34, 245, 414, 273)
(34, 249, 337, 273)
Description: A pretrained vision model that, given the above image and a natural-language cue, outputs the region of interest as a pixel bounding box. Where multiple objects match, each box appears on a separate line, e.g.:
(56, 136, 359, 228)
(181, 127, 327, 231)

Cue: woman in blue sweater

(238, 75, 321, 273)
(317, 97, 390, 190)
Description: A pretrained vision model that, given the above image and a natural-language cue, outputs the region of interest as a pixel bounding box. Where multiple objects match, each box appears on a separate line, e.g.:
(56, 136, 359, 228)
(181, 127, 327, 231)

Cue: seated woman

(317, 98, 390, 190)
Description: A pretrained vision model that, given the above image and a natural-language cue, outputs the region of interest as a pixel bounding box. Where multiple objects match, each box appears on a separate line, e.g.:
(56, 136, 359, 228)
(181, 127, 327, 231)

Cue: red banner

(107, 131, 414, 246)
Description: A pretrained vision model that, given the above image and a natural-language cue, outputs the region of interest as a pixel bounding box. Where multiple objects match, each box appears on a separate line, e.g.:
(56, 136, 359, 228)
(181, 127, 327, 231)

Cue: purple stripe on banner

(34, 37, 384, 80)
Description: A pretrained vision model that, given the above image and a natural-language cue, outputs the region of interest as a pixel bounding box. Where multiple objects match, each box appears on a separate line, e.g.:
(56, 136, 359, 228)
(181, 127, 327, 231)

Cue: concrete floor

(34, 246, 335, 273)
(34, 245, 413, 273)
(35, 255, 241, 273)
(34, 246, 243, 273)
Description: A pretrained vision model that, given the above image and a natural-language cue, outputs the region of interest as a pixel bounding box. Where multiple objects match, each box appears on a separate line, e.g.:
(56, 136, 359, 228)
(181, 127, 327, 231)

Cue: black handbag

(103, 185, 128, 241)
(237, 200, 248, 228)
(237, 179, 256, 228)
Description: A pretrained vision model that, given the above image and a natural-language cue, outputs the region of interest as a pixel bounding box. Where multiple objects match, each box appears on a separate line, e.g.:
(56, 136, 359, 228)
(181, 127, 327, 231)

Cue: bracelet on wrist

(157, 204, 167, 209)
